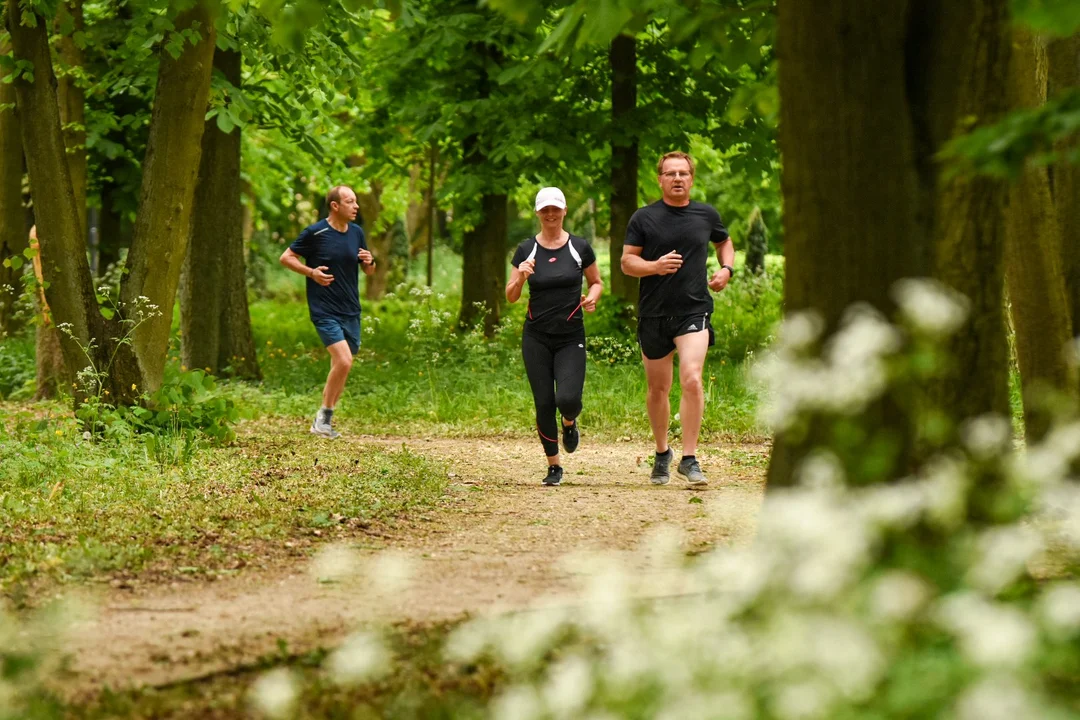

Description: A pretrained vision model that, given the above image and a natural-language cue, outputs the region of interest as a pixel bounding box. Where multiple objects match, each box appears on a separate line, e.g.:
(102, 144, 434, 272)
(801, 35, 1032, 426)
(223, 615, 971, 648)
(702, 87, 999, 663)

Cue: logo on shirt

(549, 257, 557, 263)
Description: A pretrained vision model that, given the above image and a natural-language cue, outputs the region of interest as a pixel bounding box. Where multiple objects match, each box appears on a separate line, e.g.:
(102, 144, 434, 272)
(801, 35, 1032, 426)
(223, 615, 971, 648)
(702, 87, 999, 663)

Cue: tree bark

(7, 0, 140, 404)
(356, 185, 395, 300)
(181, 48, 259, 380)
(56, 0, 86, 233)
(122, 1, 217, 391)
(768, 0, 1011, 490)
(1048, 36, 1080, 358)
(0, 35, 26, 336)
(608, 33, 639, 306)
(459, 192, 507, 336)
(1003, 30, 1075, 441)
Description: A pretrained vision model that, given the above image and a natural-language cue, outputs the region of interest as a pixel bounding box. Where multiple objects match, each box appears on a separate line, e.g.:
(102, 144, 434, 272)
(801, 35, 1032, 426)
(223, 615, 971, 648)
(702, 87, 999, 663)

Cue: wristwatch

(721, 264, 735, 279)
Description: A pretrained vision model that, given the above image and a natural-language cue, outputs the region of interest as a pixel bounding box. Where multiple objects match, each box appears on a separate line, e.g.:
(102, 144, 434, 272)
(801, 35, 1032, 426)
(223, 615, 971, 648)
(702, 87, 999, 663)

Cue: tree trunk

(1048, 36, 1080, 358)
(608, 33, 639, 306)
(0, 35, 26, 336)
(356, 185, 395, 300)
(56, 0, 86, 233)
(767, 0, 1011, 490)
(1003, 30, 1075, 441)
(459, 192, 507, 335)
(121, 1, 217, 392)
(181, 48, 259, 380)
(7, 0, 140, 404)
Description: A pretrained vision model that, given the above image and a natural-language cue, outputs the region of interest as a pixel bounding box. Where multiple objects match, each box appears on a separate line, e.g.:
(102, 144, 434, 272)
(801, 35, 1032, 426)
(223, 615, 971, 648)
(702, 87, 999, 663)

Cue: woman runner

(506, 187, 603, 486)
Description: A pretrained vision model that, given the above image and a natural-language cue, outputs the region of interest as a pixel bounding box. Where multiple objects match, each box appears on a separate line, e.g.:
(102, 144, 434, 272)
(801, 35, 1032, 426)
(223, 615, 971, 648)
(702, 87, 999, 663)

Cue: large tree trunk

(1048, 36, 1080, 355)
(459, 192, 507, 336)
(356, 184, 395, 301)
(767, 0, 1011, 490)
(7, 0, 140, 404)
(0, 36, 26, 337)
(181, 48, 259, 380)
(56, 0, 86, 233)
(1003, 30, 1075, 441)
(121, 1, 217, 392)
(608, 33, 638, 307)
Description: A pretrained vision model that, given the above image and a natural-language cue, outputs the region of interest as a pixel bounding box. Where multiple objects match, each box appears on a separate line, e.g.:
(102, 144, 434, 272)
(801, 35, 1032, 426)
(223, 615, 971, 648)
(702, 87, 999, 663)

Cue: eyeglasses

(661, 171, 692, 179)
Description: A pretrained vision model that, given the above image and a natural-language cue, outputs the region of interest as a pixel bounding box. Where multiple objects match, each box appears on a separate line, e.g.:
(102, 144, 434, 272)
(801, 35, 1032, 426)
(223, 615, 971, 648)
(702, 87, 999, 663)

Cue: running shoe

(651, 449, 673, 485)
(310, 411, 341, 439)
(677, 457, 708, 487)
(544, 465, 563, 486)
(562, 420, 579, 454)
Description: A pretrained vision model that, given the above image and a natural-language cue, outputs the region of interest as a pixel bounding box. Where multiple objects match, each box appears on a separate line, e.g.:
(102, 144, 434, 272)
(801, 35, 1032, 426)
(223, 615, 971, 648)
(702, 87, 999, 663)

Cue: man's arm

(280, 248, 334, 286)
(707, 238, 735, 291)
(621, 245, 683, 278)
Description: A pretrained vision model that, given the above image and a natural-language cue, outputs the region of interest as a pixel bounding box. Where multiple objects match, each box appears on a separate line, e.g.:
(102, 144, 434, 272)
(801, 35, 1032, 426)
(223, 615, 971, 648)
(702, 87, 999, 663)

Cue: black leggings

(522, 329, 586, 457)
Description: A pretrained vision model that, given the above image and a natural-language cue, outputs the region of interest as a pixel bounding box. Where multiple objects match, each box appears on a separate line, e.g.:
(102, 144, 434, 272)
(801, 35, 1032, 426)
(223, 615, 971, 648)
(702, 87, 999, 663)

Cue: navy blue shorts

(312, 315, 361, 355)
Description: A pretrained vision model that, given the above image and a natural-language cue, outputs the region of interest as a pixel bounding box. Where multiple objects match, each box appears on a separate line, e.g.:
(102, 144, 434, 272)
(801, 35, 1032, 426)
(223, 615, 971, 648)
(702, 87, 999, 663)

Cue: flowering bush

(248, 278, 1077, 719)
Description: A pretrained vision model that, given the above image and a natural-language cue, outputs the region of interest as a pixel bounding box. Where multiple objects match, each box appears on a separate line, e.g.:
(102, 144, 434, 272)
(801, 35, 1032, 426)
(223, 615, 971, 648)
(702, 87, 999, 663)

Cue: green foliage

(0, 333, 34, 400)
(1010, 0, 1080, 36)
(941, 87, 1080, 179)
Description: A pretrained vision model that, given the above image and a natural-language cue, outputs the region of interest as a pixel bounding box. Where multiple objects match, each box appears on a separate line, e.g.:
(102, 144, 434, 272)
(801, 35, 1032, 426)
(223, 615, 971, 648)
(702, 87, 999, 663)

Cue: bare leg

(673, 329, 710, 456)
(322, 340, 354, 409)
(642, 351, 675, 453)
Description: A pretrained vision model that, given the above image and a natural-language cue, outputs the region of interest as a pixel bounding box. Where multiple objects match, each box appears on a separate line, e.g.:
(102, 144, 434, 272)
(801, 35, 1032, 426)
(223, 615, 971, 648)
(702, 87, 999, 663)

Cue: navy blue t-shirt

(289, 219, 368, 319)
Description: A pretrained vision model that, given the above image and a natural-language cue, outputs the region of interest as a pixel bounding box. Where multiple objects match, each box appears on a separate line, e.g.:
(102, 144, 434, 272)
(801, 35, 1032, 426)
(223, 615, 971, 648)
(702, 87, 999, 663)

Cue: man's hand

(311, 266, 334, 286)
(358, 249, 374, 265)
(518, 258, 536, 280)
(708, 266, 732, 292)
(653, 251, 683, 276)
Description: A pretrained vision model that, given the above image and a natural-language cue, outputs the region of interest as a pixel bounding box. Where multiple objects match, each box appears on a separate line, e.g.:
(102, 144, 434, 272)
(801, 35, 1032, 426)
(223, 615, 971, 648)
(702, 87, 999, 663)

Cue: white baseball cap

(534, 186, 567, 212)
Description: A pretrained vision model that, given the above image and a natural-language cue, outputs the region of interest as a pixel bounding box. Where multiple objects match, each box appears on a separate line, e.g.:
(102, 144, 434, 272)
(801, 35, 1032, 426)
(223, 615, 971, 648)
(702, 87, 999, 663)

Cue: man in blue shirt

(280, 185, 376, 438)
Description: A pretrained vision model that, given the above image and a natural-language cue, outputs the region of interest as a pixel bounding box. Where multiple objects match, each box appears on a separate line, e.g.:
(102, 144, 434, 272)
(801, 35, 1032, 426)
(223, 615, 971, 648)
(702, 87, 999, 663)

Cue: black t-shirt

(289, 219, 368, 319)
(511, 234, 597, 336)
(625, 200, 729, 318)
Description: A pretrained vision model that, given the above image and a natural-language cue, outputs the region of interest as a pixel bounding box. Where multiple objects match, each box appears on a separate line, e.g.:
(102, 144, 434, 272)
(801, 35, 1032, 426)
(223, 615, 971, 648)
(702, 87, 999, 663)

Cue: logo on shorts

(578, 344, 584, 348)
(688, 324, 698, 331)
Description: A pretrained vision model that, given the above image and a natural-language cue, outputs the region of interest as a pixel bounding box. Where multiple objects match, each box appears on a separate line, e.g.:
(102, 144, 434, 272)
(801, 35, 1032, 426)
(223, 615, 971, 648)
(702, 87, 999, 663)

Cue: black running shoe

(562, 420, 579, 454)
(544, 465, 563, 486)
(651, 449, 673, 485)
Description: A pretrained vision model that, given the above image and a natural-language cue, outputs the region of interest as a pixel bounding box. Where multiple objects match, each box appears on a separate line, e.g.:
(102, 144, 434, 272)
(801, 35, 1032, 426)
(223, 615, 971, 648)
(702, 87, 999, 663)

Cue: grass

(0, 414, 450, 602)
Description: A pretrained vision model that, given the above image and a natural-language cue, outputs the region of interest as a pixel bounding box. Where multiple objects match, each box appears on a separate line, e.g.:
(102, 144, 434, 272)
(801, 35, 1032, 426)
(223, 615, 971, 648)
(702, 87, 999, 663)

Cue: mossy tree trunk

(1048, 35, 1080, 363)
(7, 0, 138, 403)
(121, 1, 217, 392)
(459, 191, 508, 336)
(0, 35, 27, 336)
(56, 0, 86, 233)
(180, 48, 259, 380)
(1003, 30, 1075, 441)
(768, 0, 1011, 490)
(608, 33, 638, 307)
(356, 183, 395, 301)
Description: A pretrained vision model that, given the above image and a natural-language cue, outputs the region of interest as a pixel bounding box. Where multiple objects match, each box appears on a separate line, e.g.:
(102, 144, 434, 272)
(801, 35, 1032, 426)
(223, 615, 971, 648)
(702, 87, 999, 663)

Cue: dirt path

(60, 435, 767, 697)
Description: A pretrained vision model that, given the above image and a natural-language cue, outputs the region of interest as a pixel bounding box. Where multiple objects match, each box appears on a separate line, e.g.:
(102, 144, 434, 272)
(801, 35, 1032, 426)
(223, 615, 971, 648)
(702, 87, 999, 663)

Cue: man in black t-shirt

(279, 185, 376, 438)
(621, 152, 735, 487)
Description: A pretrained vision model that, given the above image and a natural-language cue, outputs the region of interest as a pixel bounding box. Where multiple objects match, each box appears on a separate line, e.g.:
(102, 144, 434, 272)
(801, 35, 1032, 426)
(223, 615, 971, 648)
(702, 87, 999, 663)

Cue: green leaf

(22, 246, 38, 260)
(216, 111, 235, 134)
(5, 256, 23, 270)
(99, 307, 115, 320)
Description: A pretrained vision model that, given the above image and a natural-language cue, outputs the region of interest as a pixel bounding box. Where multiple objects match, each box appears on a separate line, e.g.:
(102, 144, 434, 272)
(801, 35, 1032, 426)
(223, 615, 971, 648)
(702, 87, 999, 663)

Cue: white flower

(961, 414, 1012, 460)
(956, 675, 1039, 720)
(370, 550, 415, 596)
(936, 593, 1036, 667)
(1037, 583, 1080, 634)
(326, 631, 389, 685)
(892, 278, 969, 337)
(966, 525, 1043, 594)
(310, 543, 359, 583)
(543, 655, 593, 717)
(869, 570, 931, 622)
(492, 685, 542, 720)
(777, 311, 825, 352)
(811, 617, 884, 699)
(796, 451, 845, 490)
(772, 678, 835, 720)
(248, 668, 299, 719)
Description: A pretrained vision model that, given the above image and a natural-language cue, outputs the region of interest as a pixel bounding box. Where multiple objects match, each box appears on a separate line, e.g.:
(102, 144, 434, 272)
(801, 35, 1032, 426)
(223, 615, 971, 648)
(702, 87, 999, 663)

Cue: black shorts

(637, 313, 714, 360)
